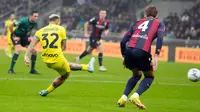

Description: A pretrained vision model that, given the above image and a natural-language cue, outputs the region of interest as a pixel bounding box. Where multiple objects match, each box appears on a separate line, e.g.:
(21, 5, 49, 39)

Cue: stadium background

(0, 0, 199, 64)
(0, 0, 200, 112)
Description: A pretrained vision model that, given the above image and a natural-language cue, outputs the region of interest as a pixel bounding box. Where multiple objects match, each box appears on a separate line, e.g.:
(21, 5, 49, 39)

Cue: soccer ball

(187, 68, 200, 82)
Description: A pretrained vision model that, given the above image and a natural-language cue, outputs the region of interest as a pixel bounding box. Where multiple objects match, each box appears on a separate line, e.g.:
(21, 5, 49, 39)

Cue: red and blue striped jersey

(88, 16, 109, 40)
(127, 18, 165, 53)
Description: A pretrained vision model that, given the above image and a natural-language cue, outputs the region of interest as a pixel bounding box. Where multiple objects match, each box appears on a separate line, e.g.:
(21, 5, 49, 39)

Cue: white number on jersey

(90, 17, 95, 22)
(138, 21, 150, 32)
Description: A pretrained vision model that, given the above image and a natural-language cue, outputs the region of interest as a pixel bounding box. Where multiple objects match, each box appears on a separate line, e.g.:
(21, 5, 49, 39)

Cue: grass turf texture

(0, 51, 199, 112)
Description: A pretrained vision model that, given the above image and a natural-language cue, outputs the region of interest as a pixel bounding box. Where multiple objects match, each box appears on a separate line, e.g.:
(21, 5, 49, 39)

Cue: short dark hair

(145, 5, 158, 18)
(30, 10, 38, 16)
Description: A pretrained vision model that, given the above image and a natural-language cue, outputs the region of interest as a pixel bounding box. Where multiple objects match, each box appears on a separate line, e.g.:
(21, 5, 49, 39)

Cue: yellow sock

(47, 84, 55, 93)
(7, 45, 13, 55)
(81, 64, 88, 71)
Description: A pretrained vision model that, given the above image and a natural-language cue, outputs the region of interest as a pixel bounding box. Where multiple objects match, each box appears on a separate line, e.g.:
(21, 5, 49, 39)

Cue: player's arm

(104, 22, 110, 36)
(61, 27, 67, 51)
(120, 24, 135, 58)
(84, 21, 89, 38)
(61, 39, 67, 51)
(9, 23, 15, 33)
(10, 20, 21, 33)
(24, 36, 39, 66)
(84, 17, 96, 38)
(4, 21, 8, 35)
(155, 22, 165, 57)
(153, 22, 165, 71)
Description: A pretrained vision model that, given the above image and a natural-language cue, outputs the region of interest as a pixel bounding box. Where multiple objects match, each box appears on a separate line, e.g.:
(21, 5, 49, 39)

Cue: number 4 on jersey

(138, 21, 149, 31)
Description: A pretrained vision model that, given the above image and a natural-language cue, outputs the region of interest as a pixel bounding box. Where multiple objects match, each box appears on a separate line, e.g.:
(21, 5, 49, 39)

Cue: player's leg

(117, 69, 142, 107)
(129, 70, 154, 110)
(39, 60, 71, 96)
(8, 36, 22, 74)
(29, 48, 40, 74)
(129, 52, 153, 110)
(40, 73, 70, 96)
(70, 57, 95, 73)
(117, 49, 142, 107)
(96, 44, 107, 71)
(7, 43, 14, 57)
(76, 46, 94, 63)
(134, 71, 154, 97)
(5, 34, 14, 58)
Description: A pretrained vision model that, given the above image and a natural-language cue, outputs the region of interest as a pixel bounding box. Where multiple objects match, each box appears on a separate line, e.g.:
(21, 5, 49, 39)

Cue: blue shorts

(124, 48, 153, 71)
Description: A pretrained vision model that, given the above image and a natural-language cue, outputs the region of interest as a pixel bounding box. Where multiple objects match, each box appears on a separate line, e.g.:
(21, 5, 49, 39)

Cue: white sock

(121, 94, 127, 101)
(132, 92, 139, 98)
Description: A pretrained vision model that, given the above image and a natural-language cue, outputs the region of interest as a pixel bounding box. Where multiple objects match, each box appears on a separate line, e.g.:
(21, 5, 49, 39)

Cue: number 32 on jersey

(42, 33, 59, 49)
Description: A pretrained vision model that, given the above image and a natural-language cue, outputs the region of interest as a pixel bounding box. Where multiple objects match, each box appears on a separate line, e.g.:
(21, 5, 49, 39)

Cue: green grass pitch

(0, 50, 199, 112)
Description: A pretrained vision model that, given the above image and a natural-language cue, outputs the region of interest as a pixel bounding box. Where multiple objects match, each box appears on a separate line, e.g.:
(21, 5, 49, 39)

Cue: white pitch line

(0, 77, 199, 87)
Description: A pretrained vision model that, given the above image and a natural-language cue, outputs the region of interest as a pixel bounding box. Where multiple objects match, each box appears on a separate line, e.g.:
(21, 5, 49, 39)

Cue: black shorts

(124, 48, 153, 71)
(89, 37, 100, 48)
(11, 34, 30, 47)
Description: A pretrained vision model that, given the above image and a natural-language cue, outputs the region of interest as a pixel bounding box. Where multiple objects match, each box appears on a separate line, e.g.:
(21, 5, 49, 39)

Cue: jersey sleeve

(105, 21, 110, 30)
(13, 18, 23, 26)
(120, 23, 136, 57)
(125, 23, 136, 36)
(155, 22, 165, 55)
(157, 22, 165, 33)
(88, 17, 97, 25)
(5, 21, 9, 28)
(60, 27, 67, 42)
(34, 30, 40, 40)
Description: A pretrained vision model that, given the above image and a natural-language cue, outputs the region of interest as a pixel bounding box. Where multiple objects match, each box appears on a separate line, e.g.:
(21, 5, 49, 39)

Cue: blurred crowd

(0, 0, 22, 15)
(61, 0, 136, 33)
(1, 0, 200, 40)
(164, 2, 200, 40)
(0, 0, 54, 28)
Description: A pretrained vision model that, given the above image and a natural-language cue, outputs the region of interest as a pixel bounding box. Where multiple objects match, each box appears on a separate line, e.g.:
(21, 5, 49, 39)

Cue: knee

(132, 69, 142, 76)
(99, 48, 104, 53)
(69, 63, 75, 69)
(62, 72, 70, 79)
(137, 71, 143, 76)
(15, 46, 21, 54)
(98, 53, 103, 57)
(31, 49, 37, 55)
(144, 71, 155, 78)
(86, 48, 93, 53)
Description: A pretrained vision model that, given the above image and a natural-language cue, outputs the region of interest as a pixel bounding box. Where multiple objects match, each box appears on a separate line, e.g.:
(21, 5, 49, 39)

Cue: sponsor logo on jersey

(42, 53, 58, 57)
(96, 25, 105, 29)
(132, 34, 148, 39)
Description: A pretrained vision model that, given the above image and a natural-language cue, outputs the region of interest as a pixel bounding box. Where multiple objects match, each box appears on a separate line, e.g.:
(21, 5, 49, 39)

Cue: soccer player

(8, 11, 39, 74)
(117, 5, 165, 109)
(76, 10, 109, 71)
(24, 14, 95, 97)
(4, 14, 16, 58)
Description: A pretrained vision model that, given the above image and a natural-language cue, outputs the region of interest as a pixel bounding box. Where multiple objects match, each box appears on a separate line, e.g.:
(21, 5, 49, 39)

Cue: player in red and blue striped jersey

(76, 10, 109, 72)
(117, 5, 165, 109)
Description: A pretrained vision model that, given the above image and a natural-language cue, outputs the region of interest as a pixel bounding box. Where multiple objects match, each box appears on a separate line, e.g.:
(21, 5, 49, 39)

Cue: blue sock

(98, 53, 103, 66)
(79, 50, 88, 59)
(136, 76, 154, 95)
(123, 75, 142, 96)
(31, 55, 37, 71)
(9, 53, 19, 70)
